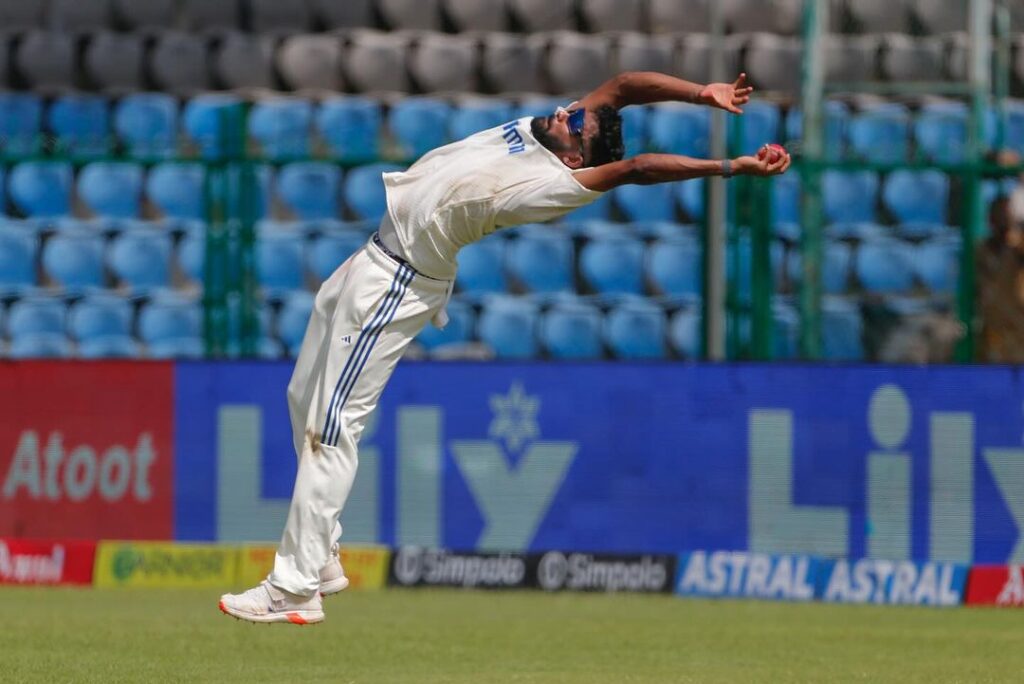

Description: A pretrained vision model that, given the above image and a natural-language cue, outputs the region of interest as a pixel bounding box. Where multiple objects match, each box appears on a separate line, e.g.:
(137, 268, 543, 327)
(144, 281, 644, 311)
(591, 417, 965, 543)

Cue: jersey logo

(502, 121, 526, 155)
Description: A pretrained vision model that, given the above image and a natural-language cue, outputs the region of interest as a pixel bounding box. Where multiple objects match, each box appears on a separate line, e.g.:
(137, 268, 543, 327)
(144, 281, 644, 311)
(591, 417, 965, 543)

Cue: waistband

(366, 233, 452, 293)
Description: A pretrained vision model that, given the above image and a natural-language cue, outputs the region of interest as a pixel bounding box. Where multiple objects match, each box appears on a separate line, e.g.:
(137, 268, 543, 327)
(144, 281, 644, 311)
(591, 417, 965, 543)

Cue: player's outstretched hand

(733, 151, 792, 177)
(699, 73, 754, 115)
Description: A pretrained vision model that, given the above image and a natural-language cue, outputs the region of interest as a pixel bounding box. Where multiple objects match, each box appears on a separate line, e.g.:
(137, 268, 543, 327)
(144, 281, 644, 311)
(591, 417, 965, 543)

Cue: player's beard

(530, 116, 560, 154)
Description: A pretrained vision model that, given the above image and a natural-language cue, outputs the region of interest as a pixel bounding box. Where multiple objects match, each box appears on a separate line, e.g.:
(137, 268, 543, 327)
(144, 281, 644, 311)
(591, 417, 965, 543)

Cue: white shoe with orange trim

(319, 543, 350, 596)
(219, 580, 324, 625)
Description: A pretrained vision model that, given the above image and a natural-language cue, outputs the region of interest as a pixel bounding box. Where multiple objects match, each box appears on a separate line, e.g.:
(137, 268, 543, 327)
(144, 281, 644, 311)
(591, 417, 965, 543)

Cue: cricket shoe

(219, 580, 324, 625)
(319, 543, 350, 596)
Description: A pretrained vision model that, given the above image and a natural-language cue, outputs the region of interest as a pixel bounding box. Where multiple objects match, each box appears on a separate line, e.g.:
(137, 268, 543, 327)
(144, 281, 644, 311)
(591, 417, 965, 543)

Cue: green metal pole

(798, 0, 828, 360)
(750, 177, 774, 359)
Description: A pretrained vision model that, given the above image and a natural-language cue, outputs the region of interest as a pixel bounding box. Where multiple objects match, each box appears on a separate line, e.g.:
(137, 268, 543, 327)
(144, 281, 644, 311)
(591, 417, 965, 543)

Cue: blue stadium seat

(540, 300, 603, 359)
(456, 238, 506, 295)
(613, 183, 676, 222)
(147, 162, 205, 220)
(177, 227, 205, 283)
(915, 102, 967, 164)
(826, 221, 887, 241)
(0, 224, 38, 294)
(823, 171, 879, 223)
(505, 228, 573, 293)
(42, 231, 105, 291)
(560, 191, 613, 221)
(822, 296, 864, 360)
(68, 294, 132, 341)
(78, 162, 144, 219)
(78, 335, 141, 359)
(10, 161, 73, 218)
(308, 229, 366, 283)
(449, 99, 515, 140)
(773, 300, 799, 359)
(604, 298, 667, 359)
(668, 308, 700, 358)
(389, 98, 452, 159)
(989, 100, 1024, 156)
(882, 170, 949, 224)
(108, 228, 172, 292)
(787, 239, 852, 294)
(773, 172, 800, 225)
(785, 100, 850, 160)
(731, 101, 781, 156)
(139, 295, 201, 345)
(619, 105, 650, 157)
(257, 229, 305, 295)
(48, 94, 110, 156)
(848, 103, 910, 163)
(579, 235, 645, 295)
(896, 222, 948, 240)
(277, 162, 341, 220)
(633, 221, 694, 240)
(249, 98, 314, 160)
(914, 235, 960, 294)
(277, 290, 314, 355)
(677, 179, 705, 222)
(477, 296, 539, 359)
(344, 163, 404, 221)
(647, 236, 701, 297)
(183, 94, 245, 158)
(649, 104, 710, 157)
(114, 93, 178, 159)
(8, 333, 72, 359)
(148, 336, 205, 359)
(316, 97, 382, 162)
(7, 296, 65, 338)
(415, 298, 475, 350)
(0, 92, 43, 155)
(856, 237, 915, 293)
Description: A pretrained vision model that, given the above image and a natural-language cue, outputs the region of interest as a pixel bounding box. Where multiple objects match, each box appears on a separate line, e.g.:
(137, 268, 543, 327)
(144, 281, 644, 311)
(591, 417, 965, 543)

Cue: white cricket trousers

(268, 236, 451, 596)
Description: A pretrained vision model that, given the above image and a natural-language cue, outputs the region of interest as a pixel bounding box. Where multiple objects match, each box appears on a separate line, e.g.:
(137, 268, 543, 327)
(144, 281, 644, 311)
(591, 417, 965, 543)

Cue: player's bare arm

(577, 71, 754, 115)
(575, 150, 792, 193)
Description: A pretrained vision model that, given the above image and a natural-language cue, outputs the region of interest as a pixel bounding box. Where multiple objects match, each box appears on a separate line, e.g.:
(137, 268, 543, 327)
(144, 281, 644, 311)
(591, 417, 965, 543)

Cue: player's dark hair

(588, 105, 624, 167)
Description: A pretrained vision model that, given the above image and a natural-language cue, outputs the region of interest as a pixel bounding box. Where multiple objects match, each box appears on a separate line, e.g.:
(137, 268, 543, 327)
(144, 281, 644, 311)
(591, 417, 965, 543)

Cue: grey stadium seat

(742, 33, 802, 95)
(0, 34, 10, 88)
(47, 0, 112, 32)
(182, 0, 241, 33)
(912, 0, 966, 34)
(0, 0, 44, 30)
(845, 0, 912, 34)
(443, 0, 510, 32)
(649, 0, 709, 33)
(723, 0, 803, 35)
(377, 0, 443, 31)
(615, 33, 673, 75)
(309, 0, 375, 29)
(880, 34, 944, 82)
(824, 35, 880, 82)
(580, 0, 644, 33)
(542, 32, 612, 96)
(215, 33, 277, 91)
(113, 0, 177, 32)
(944, 32, 969, 82)
(277, 35, 344, 91)
(410, 34, 478, 93)
(84, 32, 144, 93)
(344, 31, 411, 93)
(481, 32, 542, 94)
(16, 31, 76, 92)
(151, 31, 213, 95)
(248, 0, 313, 34)
(507, 0, 575, 32)
(673, 33, 740, 86)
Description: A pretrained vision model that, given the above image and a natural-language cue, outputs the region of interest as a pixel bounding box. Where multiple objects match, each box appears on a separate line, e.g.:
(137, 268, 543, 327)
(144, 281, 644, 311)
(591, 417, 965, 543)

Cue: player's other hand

(734, 150, 792, 177)
(699, 73, 754, 115)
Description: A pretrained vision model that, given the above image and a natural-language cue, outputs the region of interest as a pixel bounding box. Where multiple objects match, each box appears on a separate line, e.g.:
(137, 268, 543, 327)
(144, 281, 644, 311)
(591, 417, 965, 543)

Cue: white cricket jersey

(381, 116, 604, 279)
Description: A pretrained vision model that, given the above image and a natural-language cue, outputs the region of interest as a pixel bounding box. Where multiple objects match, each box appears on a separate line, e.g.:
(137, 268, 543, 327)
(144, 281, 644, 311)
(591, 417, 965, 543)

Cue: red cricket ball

(757, 143, 787, 163)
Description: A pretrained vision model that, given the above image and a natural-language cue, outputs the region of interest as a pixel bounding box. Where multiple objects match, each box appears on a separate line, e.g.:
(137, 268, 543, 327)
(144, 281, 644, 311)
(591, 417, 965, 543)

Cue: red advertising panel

(0, 361, 174, 540)
(0, 538, 96, 585)
(965, 565, 1024, 607)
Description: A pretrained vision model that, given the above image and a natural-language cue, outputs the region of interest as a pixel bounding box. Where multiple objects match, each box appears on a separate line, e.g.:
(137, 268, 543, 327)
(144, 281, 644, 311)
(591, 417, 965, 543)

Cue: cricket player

(219, 71, 791, 624)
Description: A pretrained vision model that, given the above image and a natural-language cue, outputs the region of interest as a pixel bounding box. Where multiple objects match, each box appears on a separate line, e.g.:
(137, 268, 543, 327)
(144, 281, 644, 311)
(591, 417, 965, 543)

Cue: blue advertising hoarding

(173, 361, 1024, 564)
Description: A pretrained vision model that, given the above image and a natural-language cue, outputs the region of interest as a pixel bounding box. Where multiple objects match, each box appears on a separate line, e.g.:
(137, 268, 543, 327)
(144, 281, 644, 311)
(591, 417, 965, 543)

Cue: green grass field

(2, 587, 1022, 684)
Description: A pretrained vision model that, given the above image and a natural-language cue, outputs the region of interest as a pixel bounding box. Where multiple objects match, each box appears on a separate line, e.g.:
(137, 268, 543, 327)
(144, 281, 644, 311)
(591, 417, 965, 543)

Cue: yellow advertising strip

(235, 545, 276, 589)
(94, 542, 239, 589)
(235, 544, 390, 591)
